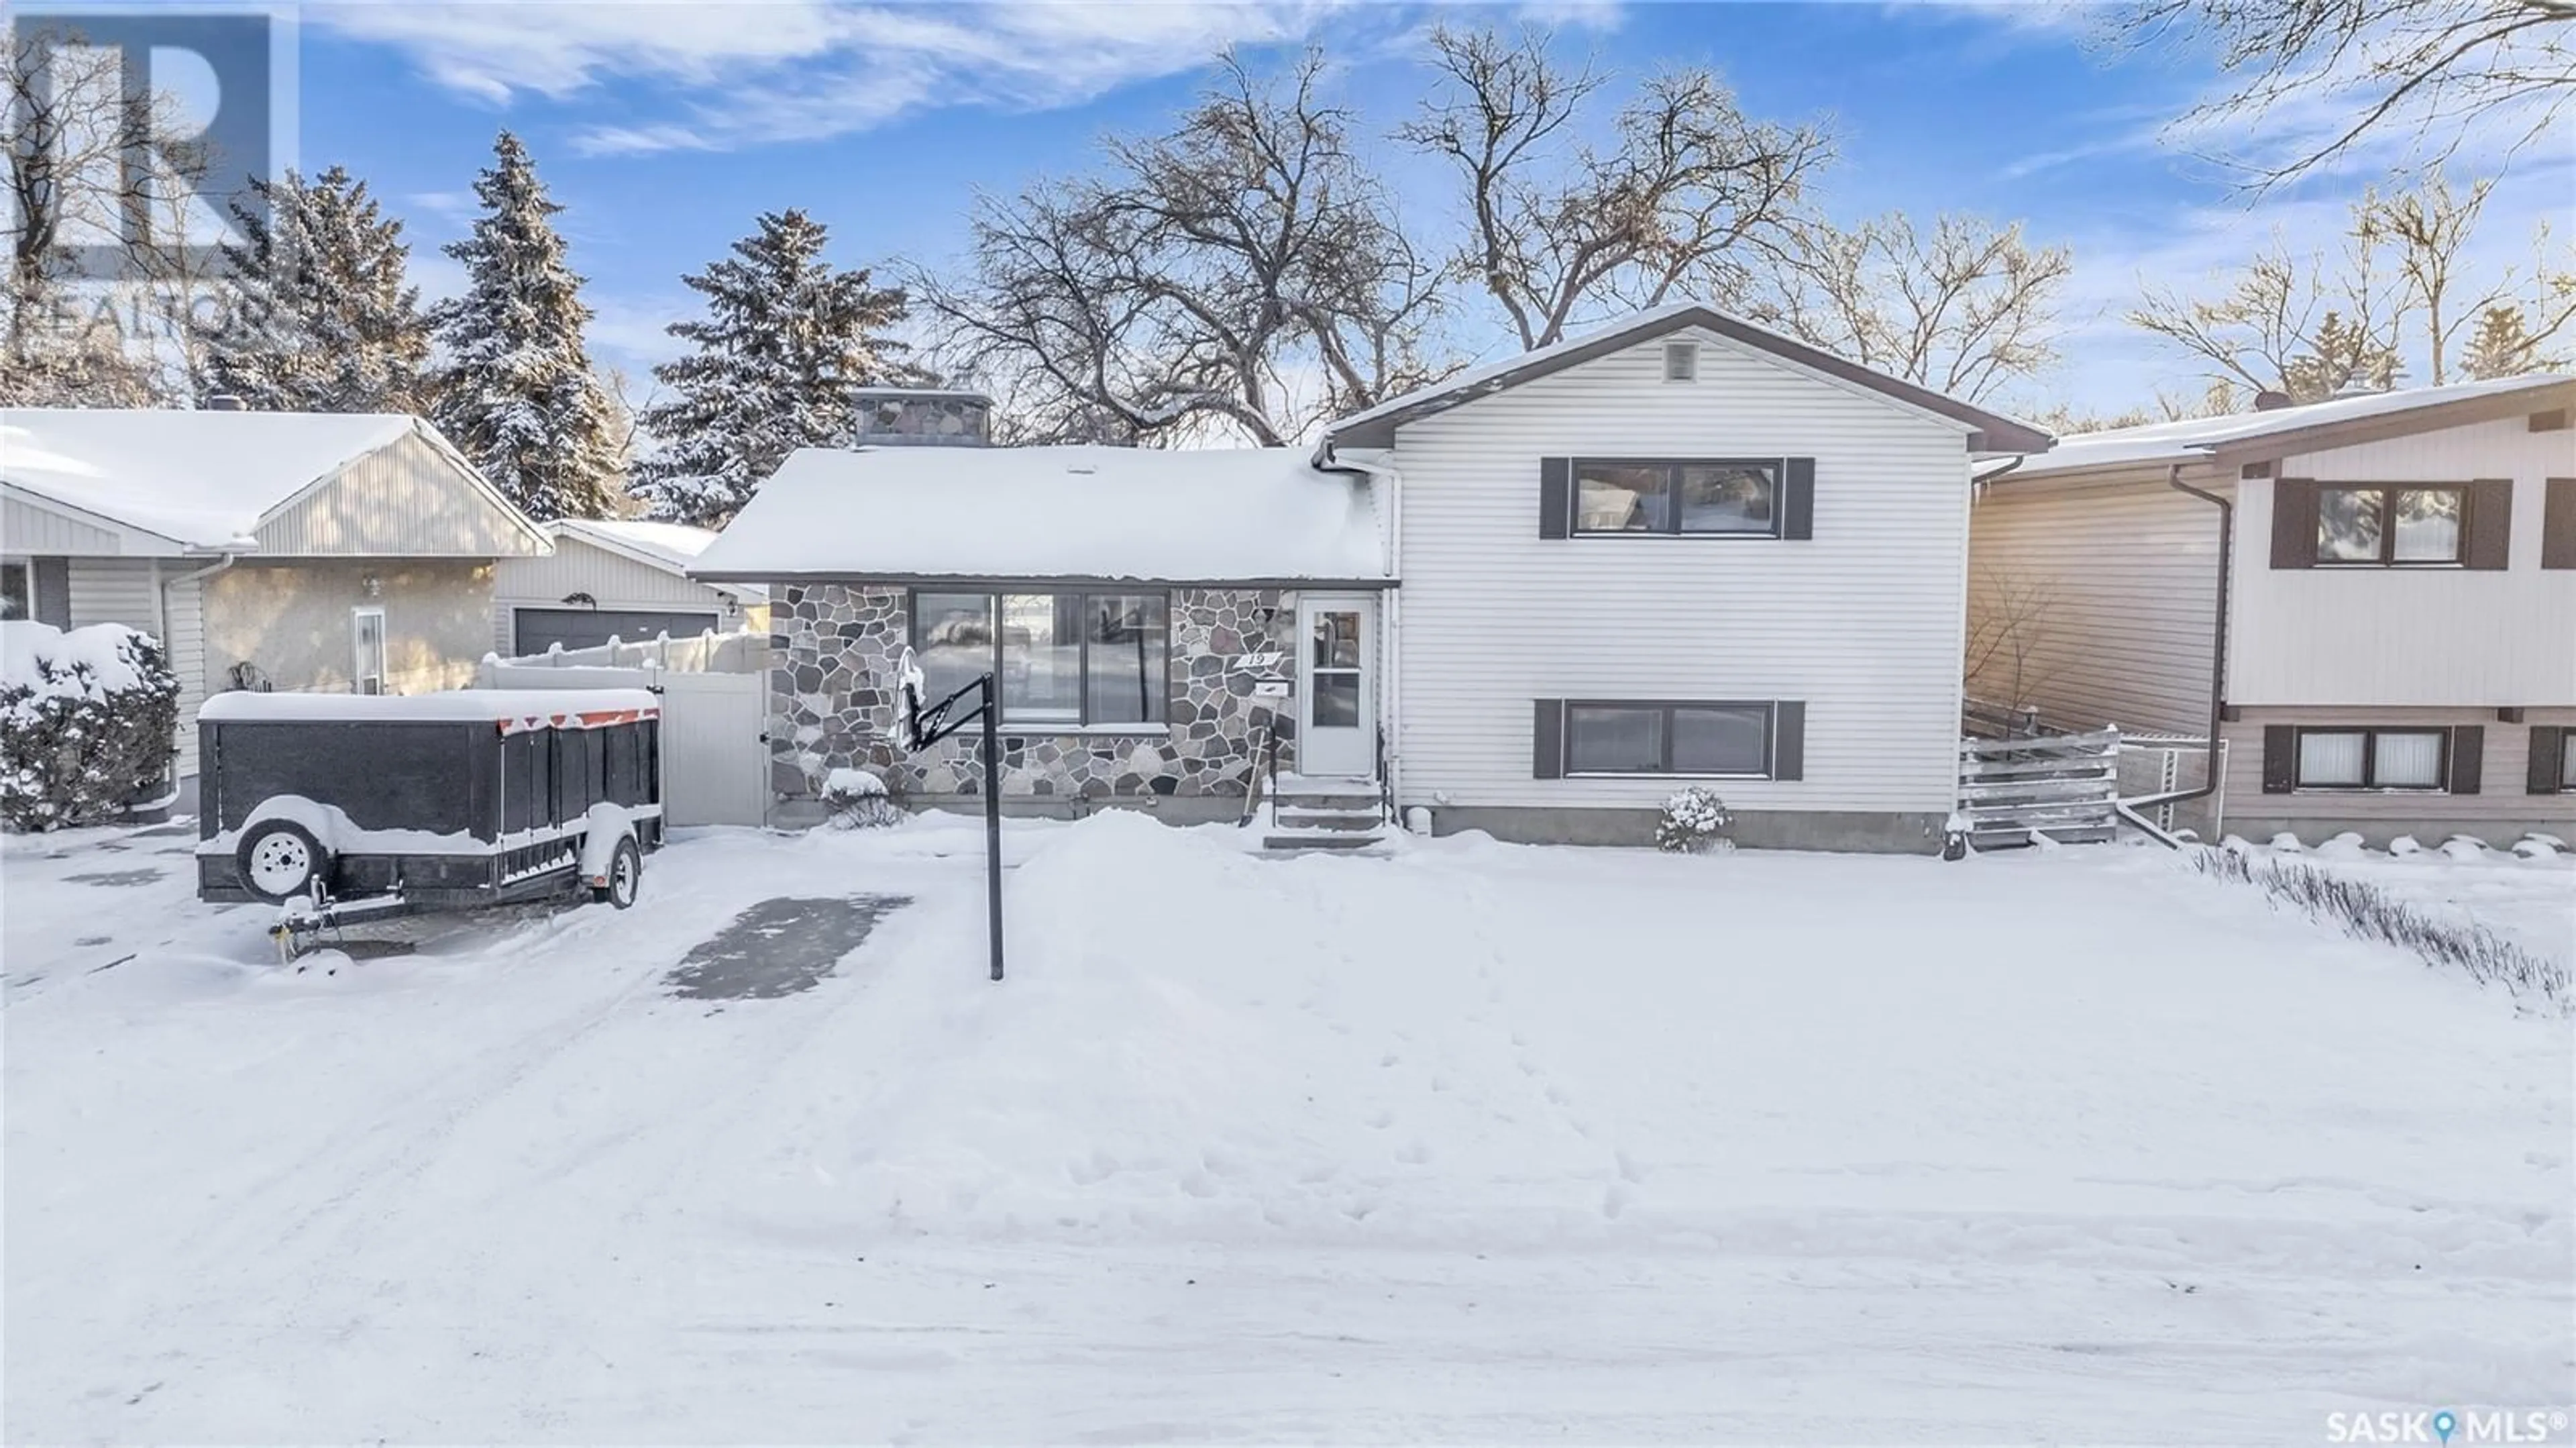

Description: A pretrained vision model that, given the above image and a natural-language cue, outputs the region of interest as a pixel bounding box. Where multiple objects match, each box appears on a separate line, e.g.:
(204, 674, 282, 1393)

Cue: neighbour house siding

(1966, 471, 2224, 735)
(3, 490, 128, 554)
(164, 575, 205, 779)
(64, 557, 161, 631)
(1391, 325, 1975, 819)
(2231, 416, 2576, 707)
(252, 431, 543, 558)
(490, 535, 755, 654)
(203, 560, 496, 698)
(2218, 705, 2576, 845)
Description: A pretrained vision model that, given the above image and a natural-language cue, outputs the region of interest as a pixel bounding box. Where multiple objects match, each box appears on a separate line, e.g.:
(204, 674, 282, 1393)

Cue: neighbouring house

(694, 308, 2049, 851)
(493, 517, 767, 656)
(1967, 374, 2576, 846)
(1, 406, 551, 805)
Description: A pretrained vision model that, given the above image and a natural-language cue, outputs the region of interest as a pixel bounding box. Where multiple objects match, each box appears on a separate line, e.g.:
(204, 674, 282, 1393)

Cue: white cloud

(310, 1, 1395, 155)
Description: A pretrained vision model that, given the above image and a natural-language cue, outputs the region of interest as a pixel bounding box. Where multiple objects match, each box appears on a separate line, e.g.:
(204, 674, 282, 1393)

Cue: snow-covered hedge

(1, 622, 180, 831)
(819, 766, 903, 829)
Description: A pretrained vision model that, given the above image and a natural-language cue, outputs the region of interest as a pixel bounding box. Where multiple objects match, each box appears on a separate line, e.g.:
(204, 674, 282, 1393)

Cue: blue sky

(269, 1, 2570, 420)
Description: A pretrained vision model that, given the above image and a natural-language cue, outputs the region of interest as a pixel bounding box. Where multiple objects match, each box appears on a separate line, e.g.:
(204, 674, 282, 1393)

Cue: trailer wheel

(238, 819, 329, 904)
(594, 835, 641, 909)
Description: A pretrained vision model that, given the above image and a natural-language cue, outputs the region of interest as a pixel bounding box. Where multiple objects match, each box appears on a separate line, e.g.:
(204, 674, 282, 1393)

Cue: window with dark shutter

(2449, 725, 2484, 794)
(1532, 699, 1564, 778)
(2463, 480, 2512, 570)
(1782, 458, 1815, 540)
(2531, 726, 2570, 794)
(2544, 478, 2576, 570)
(1539, 458, 1570, 539)
(2261, 725, 2296, 792)
(2270, 480, 2318, 570)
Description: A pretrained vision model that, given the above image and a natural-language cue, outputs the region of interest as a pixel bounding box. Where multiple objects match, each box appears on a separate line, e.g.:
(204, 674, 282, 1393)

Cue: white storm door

(1295, 594, 1375, 778)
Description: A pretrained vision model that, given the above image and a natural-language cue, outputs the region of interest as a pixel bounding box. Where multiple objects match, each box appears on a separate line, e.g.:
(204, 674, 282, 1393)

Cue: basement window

(2294, 727, 2448, 790)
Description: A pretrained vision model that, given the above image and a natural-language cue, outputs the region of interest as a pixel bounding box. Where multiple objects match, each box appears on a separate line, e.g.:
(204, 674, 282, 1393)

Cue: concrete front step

(1260, 829, 1385, 852)
(1275, 807, 1383, 833)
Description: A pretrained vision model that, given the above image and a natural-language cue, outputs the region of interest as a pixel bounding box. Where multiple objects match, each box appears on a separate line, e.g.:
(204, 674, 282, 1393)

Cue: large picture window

(2294, 727, 2449, 790)
(909, 590, 1169, 729)
(1564, 701, 1774, 776)
(1573, 459, 1779, 536)
(2316, 485, 2465, 565)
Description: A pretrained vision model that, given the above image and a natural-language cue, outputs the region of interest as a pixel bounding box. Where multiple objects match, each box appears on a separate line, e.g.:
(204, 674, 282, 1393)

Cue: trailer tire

(594, 834, 641, 909)
(237, 819, 329, 903)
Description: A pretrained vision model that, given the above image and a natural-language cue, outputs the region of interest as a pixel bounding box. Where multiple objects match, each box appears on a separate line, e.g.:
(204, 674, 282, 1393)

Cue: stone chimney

(203, 393, 248, 411)
(853, 386, 992, 447)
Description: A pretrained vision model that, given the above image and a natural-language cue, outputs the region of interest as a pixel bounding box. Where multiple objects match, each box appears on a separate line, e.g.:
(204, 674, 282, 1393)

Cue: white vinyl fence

(1957, 729, 2122, 849)
(476, 629, 771, 829)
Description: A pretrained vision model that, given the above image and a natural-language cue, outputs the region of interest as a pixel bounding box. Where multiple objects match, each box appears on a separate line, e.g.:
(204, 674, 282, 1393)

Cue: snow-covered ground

(5, 815, 2569, 1442)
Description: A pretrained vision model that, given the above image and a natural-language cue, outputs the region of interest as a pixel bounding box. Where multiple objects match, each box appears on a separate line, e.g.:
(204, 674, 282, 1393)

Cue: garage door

(514, 608, 720, 656)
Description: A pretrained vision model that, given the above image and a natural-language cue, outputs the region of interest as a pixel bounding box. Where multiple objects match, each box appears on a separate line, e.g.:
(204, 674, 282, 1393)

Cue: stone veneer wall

(770, 584, 1299, 811)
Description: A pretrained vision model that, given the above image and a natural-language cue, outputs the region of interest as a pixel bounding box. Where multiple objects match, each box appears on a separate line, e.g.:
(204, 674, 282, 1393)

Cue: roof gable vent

(1662, 341, 1698, 382)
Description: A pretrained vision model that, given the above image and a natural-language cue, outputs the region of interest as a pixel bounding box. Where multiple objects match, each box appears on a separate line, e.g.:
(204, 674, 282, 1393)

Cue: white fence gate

(476, 656, 771, 828)
(1957, 729, 2122, 849)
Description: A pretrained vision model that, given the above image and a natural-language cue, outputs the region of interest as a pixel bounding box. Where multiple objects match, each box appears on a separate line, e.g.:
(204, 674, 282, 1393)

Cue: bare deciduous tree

(1748, 211, 2072, 404)
(913, 50, 1447, 446)
(2130, 223, 2406, 401)
(1401, 24, 1831, 351)
(2117, 0, 2576, 188)
(1964, 564, 2061, 716)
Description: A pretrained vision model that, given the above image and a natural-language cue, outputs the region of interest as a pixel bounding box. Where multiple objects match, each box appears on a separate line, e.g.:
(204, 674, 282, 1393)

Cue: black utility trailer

(195, 689, 666, 951)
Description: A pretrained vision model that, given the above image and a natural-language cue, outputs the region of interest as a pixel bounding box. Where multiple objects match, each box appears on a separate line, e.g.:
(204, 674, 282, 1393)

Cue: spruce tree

(2458, 305, 2538, 380)
(632, 208, 916, 526)
(197, 166, 430, 413)
(429, 131, 622, 521)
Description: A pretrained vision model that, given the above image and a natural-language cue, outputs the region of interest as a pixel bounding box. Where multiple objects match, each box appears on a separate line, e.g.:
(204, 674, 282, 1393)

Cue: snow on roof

(1324, 302, 2051, 454)
(200, 688, 661, 732)
(547, 518, 767, 601)
(691, 445, 1387, 582)
(2023, 374, 2575, 474)
(0, 409, 425, 549)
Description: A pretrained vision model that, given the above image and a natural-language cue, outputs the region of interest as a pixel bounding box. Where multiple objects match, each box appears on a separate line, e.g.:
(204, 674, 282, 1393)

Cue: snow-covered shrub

(2387, 834, 2424, 858)
(1655, 786, 1734, 854)
(819, 766, 903, 829)
(1, 622, 180, 831)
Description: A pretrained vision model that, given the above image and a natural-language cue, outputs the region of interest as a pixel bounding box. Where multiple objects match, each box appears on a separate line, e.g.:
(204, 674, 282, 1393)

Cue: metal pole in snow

(980, 674, 1005, 983)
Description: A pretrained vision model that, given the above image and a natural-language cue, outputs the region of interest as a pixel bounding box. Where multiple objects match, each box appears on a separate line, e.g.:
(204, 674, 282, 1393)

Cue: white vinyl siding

(491, 534, 755, 653)
(164, 576, 205, 779)
(1391, 325, 1974, 815)
(1966, 472, 2224, 735)
(2233, 416, 2576, 707)
(61, 558, 204, 780)
(2, 489, 135, 554)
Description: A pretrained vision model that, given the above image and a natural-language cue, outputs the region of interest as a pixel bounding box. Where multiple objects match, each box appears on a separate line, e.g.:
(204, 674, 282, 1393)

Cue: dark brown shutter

(2449, 725, 2484, 794)
(2261, 725, 2296, 793)
(2270, 480, 2318, 569)
(2530, 726, 2568, 794)
(1781, 458, 1815, 539)
(30, 558, 69, 627)
(2543, 478, 2576, 570)
(1532, 699, 1564, 778)
(2463, 480, 2512, 569)
(1539, 458, 1570, 539)
(1772, 701, 1805, 780)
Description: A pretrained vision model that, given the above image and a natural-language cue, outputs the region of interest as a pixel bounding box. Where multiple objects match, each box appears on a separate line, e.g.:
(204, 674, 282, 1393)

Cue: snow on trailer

(195, 688, 665, 953)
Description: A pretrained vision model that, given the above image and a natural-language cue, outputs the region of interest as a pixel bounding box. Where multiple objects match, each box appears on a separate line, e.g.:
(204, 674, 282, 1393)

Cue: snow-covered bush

(1654, 786, 1734, 854)
(819, 766, 903, 829)
(1, 622, 180, 831)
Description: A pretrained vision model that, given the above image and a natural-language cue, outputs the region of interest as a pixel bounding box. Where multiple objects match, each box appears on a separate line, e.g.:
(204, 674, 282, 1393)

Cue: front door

(1295, 594, 1376, 778)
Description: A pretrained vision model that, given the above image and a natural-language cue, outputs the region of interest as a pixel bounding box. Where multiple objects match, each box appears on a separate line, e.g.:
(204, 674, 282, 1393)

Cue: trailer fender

(578, 803, 637, 884)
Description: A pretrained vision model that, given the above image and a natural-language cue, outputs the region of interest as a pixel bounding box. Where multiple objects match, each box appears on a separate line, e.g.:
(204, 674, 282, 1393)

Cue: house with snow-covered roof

(0, 404, 550, 802)
(493, 517, 767, 656)
(693, 304, 2049, 850)
(1968, 373, 2576, 845)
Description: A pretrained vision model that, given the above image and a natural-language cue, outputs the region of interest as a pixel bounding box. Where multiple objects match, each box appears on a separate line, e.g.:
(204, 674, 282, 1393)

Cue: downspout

(1313, 439, 1403, 823)
(2121, 463, 2231, 833)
